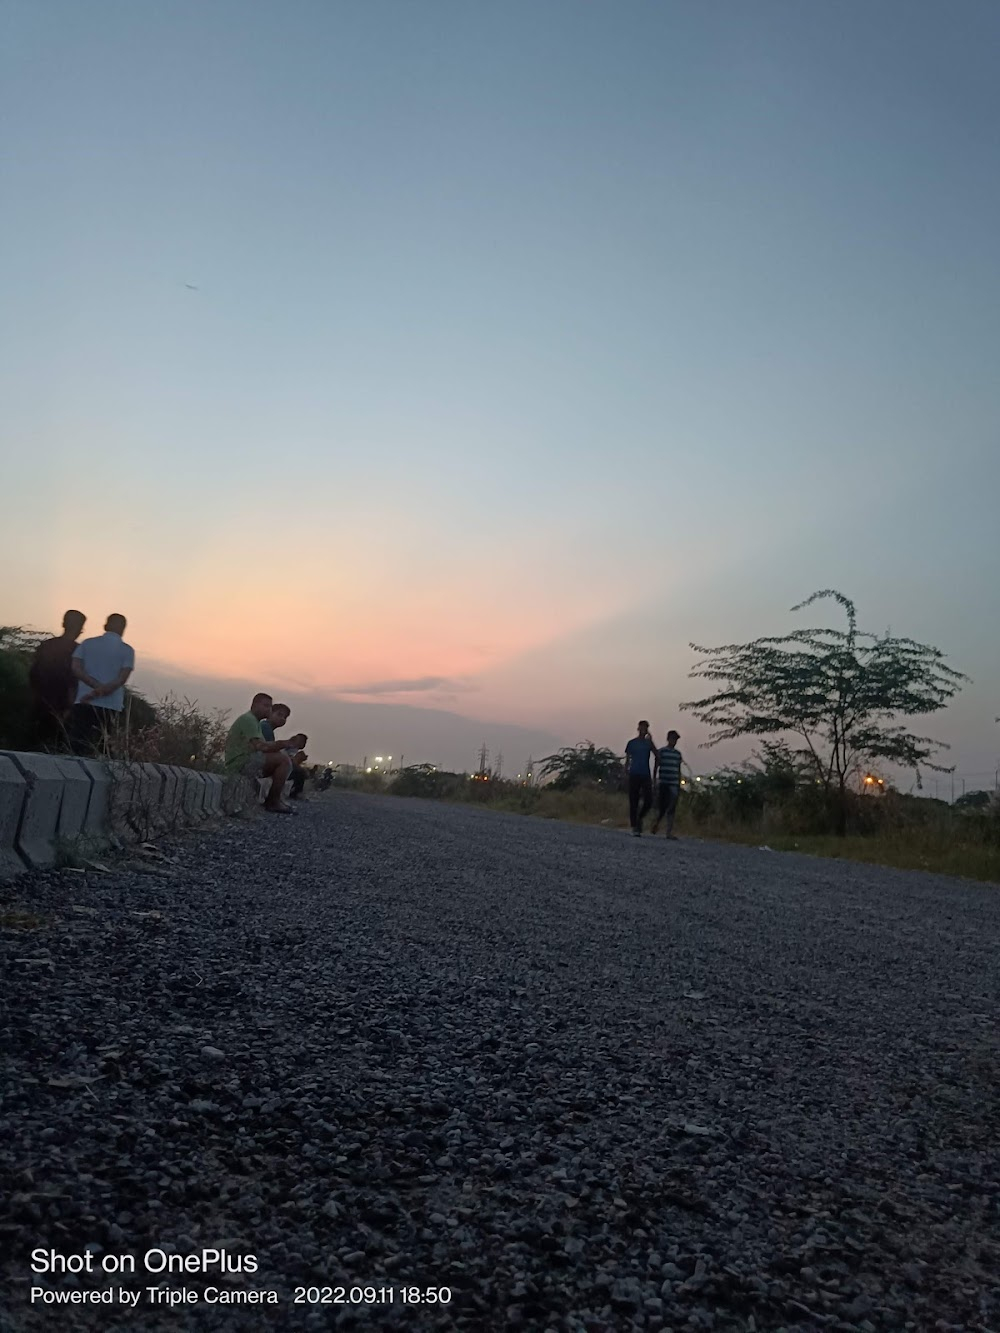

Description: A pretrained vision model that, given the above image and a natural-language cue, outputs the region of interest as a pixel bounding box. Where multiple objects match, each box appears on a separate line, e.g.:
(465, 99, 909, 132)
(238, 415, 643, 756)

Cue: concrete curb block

(181, 771, 208, 822)
(1, 752, 65, 870)
(138, 764, 166, 833)
(0, 756, 27, 879)
(106, 761, 140, 841)
(51, 758, 92, 843)
(67, 758, 111, 845)
(165, 768, 190, 825)
(154, 765, 181, 826)
(221, 774, 246, 815)
(203, 774, 223, 816)
(0, 752, 259, 881)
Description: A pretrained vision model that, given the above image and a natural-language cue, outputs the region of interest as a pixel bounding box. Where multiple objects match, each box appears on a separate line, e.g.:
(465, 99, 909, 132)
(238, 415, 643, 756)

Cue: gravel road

(1, 792, 998, 1332)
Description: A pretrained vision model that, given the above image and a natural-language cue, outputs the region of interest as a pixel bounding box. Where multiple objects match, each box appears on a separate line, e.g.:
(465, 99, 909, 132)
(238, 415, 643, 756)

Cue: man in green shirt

(225, 692, 294, 813)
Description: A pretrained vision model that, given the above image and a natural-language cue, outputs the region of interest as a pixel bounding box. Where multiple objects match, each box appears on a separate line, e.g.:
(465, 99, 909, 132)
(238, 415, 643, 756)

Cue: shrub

(391, 766, 465, 799)
(0, 646, 34, 751)
(109, 693, 229, 771)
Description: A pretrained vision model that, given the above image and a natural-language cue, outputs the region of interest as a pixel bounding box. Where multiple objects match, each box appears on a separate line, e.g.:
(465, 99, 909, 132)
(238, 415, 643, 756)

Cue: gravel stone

(1, 791, 998, 1330)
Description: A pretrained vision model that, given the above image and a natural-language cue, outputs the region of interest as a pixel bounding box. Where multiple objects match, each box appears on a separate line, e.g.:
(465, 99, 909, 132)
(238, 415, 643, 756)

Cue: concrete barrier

(155, 765, 182, 825)
(0, 756, 27, 880)
(105, 760, 139, 840)
(1, 752, 65, 869)
(203, 773, 223, 815)
(134, 764, 167, 836)
(68, 758, 111, 845)
(181, 770, 208, 822)
(51, 758, 92, 843)
(165, 767, 190, 824)
(221, 773, 257, 814)
(0, 752, 261, 880)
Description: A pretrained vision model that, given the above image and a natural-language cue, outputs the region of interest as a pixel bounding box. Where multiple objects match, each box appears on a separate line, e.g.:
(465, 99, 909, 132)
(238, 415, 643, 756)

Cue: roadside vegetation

(0, 626, 228, 770)
(336, 591, 997, 884)
(329, 754, 1000, 885)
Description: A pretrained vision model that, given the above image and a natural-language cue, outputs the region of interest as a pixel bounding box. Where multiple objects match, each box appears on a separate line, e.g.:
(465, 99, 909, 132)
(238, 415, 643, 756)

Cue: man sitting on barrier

(260, 701, 290, 744)
(287, 737, 309, 800)
(224, 692, 294, 814)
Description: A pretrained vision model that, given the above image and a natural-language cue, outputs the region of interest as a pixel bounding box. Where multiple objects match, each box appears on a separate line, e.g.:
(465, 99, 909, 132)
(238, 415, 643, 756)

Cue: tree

(955, 789, 992, 810)
(680, 590, 967, 833)
(539, 741, 623, 790)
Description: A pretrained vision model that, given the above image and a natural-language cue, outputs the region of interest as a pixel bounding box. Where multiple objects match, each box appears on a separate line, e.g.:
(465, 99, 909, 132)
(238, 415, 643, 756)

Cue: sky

(2, 0, 998, 785)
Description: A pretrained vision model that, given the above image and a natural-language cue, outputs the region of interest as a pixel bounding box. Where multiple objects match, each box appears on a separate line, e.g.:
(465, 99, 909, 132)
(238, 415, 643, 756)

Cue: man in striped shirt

(651, 730, 683, 839)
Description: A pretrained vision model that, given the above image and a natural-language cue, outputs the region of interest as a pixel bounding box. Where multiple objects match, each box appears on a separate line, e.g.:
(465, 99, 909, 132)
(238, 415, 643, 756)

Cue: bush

(391, 766, 466, 799)
(108, 693, 229, 770)
(0, 648, 34, 751)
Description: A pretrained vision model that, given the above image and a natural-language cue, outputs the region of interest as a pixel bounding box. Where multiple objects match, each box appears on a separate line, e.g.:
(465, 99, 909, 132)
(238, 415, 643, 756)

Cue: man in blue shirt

(260, 702, 290, 744)
(624, 720, 658, 836)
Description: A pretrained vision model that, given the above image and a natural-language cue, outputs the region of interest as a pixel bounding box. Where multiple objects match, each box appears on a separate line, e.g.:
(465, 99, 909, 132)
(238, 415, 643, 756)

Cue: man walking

(69, 613, 135, 754)
(651, 729, 683, 840)
(28, 609, 86, 748)
(624, 720, 658, 836)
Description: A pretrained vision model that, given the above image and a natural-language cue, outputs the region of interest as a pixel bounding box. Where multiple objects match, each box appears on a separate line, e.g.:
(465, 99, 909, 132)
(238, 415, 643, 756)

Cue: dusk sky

(3, 1, 998, 787)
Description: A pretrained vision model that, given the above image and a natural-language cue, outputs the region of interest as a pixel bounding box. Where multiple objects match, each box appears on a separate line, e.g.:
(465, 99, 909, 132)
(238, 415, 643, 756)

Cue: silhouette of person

(625, 720, 658, 836)
(69, 613, 135, 754)
(651, 729, 684, 839)
(260, 702, 291, 744)
(28, 610, 87, 748)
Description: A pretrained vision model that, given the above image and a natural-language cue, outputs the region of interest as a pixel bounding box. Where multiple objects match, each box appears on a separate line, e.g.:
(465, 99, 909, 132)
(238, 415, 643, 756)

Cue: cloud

(335, 675, 476, 698)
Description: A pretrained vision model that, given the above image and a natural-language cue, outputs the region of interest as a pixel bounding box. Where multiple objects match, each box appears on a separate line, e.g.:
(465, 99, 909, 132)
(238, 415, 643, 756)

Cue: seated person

(278, 732, 308, 799)
(224, 692, 294, 813)
(289, 747, 309, 799)
(260, 701, 290, 744)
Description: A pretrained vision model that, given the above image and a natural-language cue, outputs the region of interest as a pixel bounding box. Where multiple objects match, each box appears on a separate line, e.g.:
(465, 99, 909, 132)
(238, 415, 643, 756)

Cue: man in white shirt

(69, 613, 136, 754)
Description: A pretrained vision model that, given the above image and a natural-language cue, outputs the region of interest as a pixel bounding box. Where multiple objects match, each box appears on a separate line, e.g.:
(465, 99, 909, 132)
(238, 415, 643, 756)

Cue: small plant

(53, 837, 88, 870)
